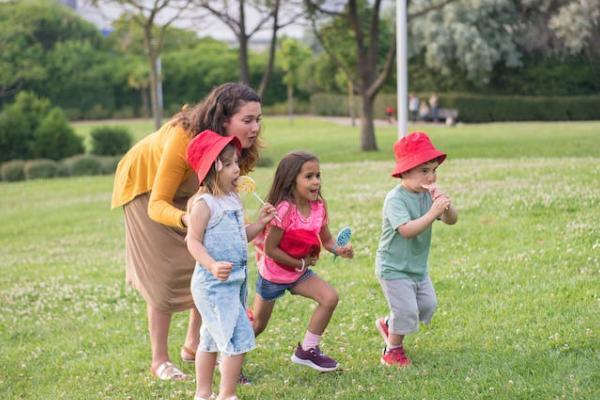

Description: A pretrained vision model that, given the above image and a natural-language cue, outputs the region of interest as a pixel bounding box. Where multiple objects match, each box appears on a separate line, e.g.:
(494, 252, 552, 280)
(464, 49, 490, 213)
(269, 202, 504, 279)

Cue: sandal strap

(154, 361, 186, 380)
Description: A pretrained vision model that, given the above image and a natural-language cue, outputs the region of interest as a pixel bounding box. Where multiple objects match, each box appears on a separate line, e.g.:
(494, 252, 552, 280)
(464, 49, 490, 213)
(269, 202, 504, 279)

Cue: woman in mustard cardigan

(112, 83, 263, 380)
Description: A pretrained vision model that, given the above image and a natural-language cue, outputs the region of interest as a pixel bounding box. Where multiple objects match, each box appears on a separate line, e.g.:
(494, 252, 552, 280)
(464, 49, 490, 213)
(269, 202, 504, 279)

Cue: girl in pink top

(251, 151, 353, 372)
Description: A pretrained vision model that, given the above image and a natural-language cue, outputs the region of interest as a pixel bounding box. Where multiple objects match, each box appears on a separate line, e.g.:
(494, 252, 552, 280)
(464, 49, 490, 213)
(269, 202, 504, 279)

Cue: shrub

(62, 154, 104, 176)
(90, 126, 132, 156)
(24, 159, 60, 180)
(99, 155, 122, 174)
(0, 92, 51, 163)
(1, 160, 26, 182)
(263, 101, 310, 115)
(256, 156, 274, 168)
(32, 108, 84, 160)
(310, 92, 600, 122)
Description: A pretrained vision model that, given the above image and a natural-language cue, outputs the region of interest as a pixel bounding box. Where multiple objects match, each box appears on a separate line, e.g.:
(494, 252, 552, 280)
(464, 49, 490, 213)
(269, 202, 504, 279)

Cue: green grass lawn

(2, 119, 599, 399)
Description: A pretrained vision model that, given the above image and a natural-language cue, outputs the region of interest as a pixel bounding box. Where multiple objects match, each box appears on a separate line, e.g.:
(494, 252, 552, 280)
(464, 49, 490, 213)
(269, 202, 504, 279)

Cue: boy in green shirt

(375, 132, 458, 367)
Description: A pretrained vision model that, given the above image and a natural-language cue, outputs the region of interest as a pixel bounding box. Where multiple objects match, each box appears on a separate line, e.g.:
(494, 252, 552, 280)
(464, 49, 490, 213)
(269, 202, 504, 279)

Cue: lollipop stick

(252, 192, 281, 223)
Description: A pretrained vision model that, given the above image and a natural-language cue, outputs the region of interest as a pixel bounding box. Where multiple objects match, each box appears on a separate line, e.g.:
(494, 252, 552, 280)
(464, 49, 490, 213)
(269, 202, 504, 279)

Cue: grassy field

(1, 119, 599, 399)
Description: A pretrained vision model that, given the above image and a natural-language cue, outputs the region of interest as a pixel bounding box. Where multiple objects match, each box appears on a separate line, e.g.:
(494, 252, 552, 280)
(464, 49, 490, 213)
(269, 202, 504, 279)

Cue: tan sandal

(194, 394, 216, 400)
(151, 361, 188, 381)
(180, 345, 196, 363)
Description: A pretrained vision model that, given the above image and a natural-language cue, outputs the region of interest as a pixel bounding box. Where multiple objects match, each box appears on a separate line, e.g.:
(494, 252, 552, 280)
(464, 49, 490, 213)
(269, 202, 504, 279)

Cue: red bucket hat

(186, 129, 241, 184)
(391, 132, 446, 178)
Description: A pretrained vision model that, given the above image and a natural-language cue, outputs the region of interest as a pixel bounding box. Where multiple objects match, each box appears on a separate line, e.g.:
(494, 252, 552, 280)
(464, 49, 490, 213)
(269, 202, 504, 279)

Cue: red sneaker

(375, 317, 389, 345)
(381, 346, 411, 367)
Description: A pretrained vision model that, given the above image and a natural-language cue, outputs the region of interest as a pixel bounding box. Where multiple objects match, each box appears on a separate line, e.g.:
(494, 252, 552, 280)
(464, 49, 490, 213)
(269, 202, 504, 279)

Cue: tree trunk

(360, 93, 378, 151)
(148, 53, 162, 129)
(238, 34, 251, 85)
(287, 82, 294, 126)
(141, 87, 150, 118)
(348, 80, 356, 127)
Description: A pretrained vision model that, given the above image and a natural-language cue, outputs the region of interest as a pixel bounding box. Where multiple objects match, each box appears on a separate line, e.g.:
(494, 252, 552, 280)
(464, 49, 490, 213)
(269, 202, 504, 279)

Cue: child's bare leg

(219, 354, 244, 398)
(388, 333, 404, 347)
(195, 351, 217, 399)
(252, 294, 276, 337)
(292, 275, 338, 335)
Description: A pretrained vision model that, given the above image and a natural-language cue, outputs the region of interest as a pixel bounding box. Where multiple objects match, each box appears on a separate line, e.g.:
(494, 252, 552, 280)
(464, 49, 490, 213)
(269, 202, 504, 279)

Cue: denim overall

(190, 194, 256, 356)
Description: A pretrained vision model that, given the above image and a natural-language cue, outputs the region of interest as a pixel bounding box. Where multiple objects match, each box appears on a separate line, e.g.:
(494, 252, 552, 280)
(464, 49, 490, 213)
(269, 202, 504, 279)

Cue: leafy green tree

(279, 38, 311, 123)
(92, 0, 195, 128)
(0, 0, 100, 99)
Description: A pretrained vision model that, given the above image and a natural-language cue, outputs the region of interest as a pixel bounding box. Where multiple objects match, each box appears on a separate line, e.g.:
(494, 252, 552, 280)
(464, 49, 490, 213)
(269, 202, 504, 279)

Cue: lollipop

(333, 226, 352, 260)
(237, 176, 281, 222)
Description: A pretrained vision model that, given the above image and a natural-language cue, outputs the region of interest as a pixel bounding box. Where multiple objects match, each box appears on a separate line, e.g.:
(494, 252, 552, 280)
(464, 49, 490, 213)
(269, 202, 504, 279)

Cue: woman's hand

(209, 261, 233, 281)
(257, 202, 277, 226)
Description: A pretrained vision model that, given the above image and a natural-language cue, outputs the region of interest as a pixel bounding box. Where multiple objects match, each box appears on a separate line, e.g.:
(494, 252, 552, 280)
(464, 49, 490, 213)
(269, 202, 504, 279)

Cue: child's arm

(398, 196, 450, 239)
(245, 202, 277, 242)
(319, 225, 354, 259)
(186, 200, 232, 281)
(440, 202, 458, 225)
(265, 226, 317, 269)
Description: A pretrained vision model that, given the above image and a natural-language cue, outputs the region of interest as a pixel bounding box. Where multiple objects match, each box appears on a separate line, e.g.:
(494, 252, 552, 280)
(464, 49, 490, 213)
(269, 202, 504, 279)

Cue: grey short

(378, 276, 437, 335)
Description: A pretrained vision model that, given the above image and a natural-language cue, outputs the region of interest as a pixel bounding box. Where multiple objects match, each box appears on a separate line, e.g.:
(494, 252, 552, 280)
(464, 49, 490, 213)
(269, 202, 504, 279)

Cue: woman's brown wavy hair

(171, 82, 262, 175)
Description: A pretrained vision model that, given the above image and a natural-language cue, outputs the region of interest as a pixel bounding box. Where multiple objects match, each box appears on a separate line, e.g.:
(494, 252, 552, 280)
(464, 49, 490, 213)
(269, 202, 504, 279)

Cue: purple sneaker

(291, 343, 339, 372)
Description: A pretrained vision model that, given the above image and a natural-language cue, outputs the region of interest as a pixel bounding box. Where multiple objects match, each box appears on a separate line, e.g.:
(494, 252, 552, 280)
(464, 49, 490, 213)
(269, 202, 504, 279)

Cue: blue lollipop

(334, 227, 352, 260)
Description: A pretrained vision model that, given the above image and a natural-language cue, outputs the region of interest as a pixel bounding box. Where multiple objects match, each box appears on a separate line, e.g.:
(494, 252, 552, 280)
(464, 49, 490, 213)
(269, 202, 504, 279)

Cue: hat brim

(391, 150, 446, 178)
(195, 135, 241, 184)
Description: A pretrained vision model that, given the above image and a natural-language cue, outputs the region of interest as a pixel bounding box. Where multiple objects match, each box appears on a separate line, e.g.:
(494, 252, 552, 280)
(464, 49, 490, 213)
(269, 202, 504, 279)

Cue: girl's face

(401, 160, 439, 192)
(293, 160, 321, 203)
(223, 101, 262, 149)
(218, 152, 241, 194)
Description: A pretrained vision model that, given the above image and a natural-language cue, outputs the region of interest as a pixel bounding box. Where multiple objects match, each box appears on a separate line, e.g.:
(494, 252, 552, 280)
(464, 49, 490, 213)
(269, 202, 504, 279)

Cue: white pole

(396, 0, 408, 138)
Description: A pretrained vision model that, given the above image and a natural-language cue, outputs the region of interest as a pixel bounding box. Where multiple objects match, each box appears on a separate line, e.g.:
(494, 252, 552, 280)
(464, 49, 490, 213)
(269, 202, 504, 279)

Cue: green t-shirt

(376, 185, 432, 281)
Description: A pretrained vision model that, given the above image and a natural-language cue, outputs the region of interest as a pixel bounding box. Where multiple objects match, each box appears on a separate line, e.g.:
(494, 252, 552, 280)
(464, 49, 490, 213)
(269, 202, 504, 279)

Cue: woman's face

(223, 101, 262, 149)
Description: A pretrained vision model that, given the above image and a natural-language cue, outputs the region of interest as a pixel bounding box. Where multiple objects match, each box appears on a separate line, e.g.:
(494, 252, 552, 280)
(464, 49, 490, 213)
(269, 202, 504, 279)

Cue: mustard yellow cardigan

(111, 123, 193, 229)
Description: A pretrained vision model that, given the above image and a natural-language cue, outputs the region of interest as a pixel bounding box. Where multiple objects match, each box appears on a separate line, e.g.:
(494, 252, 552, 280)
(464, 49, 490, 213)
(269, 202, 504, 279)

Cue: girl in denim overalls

(185, 130, 276, 400)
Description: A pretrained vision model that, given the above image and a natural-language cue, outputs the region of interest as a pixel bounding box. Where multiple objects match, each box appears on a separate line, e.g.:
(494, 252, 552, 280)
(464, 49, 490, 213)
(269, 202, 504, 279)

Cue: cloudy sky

(76, 0, 305, 42)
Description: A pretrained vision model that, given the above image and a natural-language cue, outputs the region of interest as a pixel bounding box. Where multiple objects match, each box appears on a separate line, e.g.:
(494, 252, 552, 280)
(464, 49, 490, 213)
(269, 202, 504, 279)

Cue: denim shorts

(256, 269, 315, 301)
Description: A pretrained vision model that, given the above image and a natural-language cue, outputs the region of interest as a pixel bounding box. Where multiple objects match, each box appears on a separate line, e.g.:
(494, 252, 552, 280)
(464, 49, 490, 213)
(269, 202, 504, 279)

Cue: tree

(306, 0, 457, 151)
(279, 38, 311, 124)
(196, 0, 304, 96)
(306, 0, 396, 151)
(92, 0, 194, 129)
(0, 0, 101, 100)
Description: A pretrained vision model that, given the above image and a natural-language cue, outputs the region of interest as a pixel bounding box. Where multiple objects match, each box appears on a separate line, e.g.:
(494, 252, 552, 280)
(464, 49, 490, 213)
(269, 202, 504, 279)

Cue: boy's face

(401, 160, 439, 192)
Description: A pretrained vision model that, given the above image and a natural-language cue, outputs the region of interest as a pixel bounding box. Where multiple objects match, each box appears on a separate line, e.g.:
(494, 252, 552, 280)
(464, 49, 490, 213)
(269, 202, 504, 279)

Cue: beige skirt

(123, 192, 195, 313)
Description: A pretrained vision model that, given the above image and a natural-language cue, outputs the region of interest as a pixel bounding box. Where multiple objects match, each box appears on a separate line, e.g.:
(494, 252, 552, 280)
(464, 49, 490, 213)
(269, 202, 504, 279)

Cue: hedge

(310, 93, 600, 122)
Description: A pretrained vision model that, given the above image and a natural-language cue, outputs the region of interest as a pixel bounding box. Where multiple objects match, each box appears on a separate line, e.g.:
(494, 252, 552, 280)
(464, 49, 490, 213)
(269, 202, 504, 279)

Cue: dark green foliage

(32, 108, 83, 160)
(0, 92, 82, 162)
(0, 92, 51, 162)
(1, 160, 25, 181)
(24, 159, 60, 180)
(90, 126, 132, 156)
(62, 154, 104, 176)
(310, 92, 600, 122)
(255, 156, 274, 168)
(98, 155, 122, 174)
(441, 94, 600, 122)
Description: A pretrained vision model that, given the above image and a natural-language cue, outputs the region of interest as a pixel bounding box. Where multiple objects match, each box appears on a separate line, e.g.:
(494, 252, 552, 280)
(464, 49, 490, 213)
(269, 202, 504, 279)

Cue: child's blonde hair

(187, 144, 238, 214)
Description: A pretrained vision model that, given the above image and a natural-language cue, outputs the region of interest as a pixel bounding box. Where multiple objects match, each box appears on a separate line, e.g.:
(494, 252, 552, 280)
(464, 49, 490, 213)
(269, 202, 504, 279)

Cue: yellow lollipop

(237, 175, 257, 194)
(237, 176, 281, 222)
